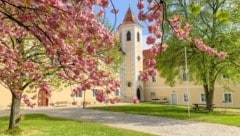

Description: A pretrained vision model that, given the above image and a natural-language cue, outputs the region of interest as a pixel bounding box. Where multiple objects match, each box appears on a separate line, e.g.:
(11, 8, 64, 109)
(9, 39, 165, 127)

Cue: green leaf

(190, 5, 201, 15)
(216, 11, 231, 21)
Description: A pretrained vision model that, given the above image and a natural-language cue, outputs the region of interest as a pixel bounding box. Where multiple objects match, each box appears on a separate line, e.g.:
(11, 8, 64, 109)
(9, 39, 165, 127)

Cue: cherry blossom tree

(0, 0, 121, 129)
(137, 0, 227, 83)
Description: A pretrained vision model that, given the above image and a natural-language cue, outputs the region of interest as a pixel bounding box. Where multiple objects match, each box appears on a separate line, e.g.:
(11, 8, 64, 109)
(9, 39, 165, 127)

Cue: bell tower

(118, 7, 144, 102)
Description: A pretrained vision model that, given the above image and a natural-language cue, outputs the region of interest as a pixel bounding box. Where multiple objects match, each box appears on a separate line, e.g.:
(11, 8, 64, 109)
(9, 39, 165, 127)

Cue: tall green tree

(156, 0, 240, 107)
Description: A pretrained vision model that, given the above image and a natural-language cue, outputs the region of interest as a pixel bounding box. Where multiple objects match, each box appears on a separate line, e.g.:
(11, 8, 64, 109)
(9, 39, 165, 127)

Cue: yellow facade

(1, 8, 240, 110)
(0, 85, 119, 110)
(144, 75, 240, 108)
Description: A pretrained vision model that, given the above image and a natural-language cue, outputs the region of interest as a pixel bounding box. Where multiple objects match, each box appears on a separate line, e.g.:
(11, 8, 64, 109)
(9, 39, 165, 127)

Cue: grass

(0, 114, 154, 136)
(90, 103, 240, 127)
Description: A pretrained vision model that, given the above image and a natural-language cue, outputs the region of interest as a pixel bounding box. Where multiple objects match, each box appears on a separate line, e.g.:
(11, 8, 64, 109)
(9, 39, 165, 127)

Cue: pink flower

(147, 0, 153, 3)
(146, 36, 156, 45)
(140, 72, 149, 82)
(86, 45, 96, 55)
(145, 59, 156, 68)
(96, 90, 106, 102)
(97, 0, 109, 8)
(138, 11, 147, 21)
(218, 52, 227, 60)
(148, 68, 157, 76)
(133, 96, 139, 104)
(155, 31, 162, 38)
(148, 25, 158, 33)
(207, 48, 217, 56)
(137, 0, 144, 10)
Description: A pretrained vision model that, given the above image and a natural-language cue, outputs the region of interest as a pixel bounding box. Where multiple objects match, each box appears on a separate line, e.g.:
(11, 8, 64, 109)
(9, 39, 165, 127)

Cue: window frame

(115, 89, 120, 96)
(137, 32, 140, 42)
(223, 92, 233, 103)
(127, 31, 131, 41)
(127, 81, 131, 87)
(152, 76, 156, 82)
(92, 89, 98, 97)
(200, 93, 206, 103)
(183, 93, 189, 102)
(75, 91, 83, 99)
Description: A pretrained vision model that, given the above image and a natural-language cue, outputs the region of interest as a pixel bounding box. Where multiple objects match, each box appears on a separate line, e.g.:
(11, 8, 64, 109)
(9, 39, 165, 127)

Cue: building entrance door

(38, 90, 48, 106)
(137, 88, 141, 101)
(171, 94, 177, 105)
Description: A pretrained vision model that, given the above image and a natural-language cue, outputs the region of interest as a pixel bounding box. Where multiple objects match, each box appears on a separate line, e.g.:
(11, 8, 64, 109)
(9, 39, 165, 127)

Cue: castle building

(1, 8, 240, 109)
(118, 7, 240, 108)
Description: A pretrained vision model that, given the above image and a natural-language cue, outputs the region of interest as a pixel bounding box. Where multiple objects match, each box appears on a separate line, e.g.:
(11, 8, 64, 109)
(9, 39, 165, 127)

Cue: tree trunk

(8, 93, 22, 130)
(206, 89, 214, 105)
(203, 84, 215, 111)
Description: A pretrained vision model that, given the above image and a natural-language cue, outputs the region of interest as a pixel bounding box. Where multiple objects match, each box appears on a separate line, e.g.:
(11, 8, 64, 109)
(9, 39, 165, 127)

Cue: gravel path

(1, 107, 240, 136)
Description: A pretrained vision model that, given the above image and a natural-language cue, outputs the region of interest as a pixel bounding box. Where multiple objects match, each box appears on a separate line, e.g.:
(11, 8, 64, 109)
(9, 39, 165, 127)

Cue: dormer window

(127, 31, 131, 41)
(137, 32, 140, 42)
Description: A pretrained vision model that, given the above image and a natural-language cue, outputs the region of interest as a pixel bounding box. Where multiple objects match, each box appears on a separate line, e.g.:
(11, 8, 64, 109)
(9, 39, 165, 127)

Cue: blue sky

(104, 0, 148, 34)
(104, 0, 150, 49)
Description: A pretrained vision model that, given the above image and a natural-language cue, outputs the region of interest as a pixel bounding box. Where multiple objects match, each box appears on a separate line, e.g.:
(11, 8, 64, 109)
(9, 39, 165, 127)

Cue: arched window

(137, 32, 140, 42)
(127, 31, 131, 41)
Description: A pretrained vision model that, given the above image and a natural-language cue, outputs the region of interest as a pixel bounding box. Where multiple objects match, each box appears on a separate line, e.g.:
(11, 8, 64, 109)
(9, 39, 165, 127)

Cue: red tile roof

(118, 7, 141, 28)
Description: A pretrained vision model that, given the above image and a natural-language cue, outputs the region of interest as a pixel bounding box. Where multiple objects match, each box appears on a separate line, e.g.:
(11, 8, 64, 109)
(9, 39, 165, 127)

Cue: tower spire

(122, 7, 138, 24)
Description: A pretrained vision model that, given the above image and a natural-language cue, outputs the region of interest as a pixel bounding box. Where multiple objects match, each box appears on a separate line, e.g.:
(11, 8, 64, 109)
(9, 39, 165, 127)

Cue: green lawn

(90, 103, 240, 127)
(0, 114, 154, 136)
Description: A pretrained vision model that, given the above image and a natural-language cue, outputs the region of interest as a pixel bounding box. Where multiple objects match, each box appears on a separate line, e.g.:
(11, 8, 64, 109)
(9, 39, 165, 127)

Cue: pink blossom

(218, 52, 227, 60)
(145, 59, 156, 68)
(148, 25, 158, 33)
(147, 0, 153, 3)
(98, 8, 105, 17)
(86, 45, 96, 55)
(138, 10, 147, 21)
(207, 48, 217, 56)
(133, 96, 139, 104)
(96, 0, 109, 8)
(148, 68, 157, 76)
(140, 72, 150, 82)
(146, 36, 156, 45)
(96, 90, 106, 102)
(137, 0, 144, 10)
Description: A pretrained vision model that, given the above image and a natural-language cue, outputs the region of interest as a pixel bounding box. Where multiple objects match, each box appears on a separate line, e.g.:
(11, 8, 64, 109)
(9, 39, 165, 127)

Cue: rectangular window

(115, 89, 120, 96)
(200, 93, 206, 103)
(224, 93, 232, 103)
(152, 76, 156, 82)
(92, 89, 98, 97)
(127, 81, 131, 87)
(183, 93, 189, 102)
(76, 91, 82, 98)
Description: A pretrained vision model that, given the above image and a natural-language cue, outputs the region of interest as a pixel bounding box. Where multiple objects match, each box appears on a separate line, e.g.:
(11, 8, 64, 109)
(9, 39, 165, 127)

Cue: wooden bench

(152, 96, 169, 103)
(54, 101, 69, 107)
(193, 103, 215, 112)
